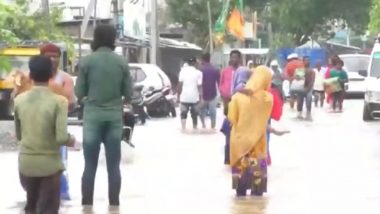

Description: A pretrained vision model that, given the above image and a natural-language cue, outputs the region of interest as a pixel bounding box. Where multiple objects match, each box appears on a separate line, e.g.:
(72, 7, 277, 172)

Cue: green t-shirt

(328, 69, 348, 92)
(15, 86, 70, 177)
(330, 69, 348, 81)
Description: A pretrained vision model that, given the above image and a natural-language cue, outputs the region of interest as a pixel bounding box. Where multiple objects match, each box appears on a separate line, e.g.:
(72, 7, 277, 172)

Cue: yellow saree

(228, 66, 273, 196)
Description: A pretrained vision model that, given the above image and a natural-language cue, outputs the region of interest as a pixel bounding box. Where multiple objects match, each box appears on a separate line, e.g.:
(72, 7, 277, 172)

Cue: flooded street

(1, 100, 380, 214)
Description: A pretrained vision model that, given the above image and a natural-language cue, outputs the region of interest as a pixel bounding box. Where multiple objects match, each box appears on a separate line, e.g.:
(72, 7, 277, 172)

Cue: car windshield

(370, 52, 380, 77)
(0, 56, 30, 78)
(340, 56, 370, 73)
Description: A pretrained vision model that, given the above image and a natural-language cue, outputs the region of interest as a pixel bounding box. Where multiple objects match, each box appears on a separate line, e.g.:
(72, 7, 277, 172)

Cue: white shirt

(313, 68, 326, 91)
(179, 66, 203, 103)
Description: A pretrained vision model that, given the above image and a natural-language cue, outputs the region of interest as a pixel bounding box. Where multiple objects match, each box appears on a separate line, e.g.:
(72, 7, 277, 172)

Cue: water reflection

(231, 196, 268, 214)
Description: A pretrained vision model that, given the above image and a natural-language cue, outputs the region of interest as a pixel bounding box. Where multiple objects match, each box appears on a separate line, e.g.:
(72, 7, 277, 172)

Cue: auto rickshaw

(0, 41, 69, 119)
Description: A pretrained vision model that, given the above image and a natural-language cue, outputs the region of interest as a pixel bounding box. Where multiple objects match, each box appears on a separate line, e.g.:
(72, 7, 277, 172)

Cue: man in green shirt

(15, 55, 75, 213)
(75, 24, 132, 206)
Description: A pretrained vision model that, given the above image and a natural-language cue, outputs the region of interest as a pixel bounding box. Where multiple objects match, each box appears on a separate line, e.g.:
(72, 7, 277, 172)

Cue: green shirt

(14, 86, 70, 177)
(330, 69, 348, 81)
(75, 47, 132, 121)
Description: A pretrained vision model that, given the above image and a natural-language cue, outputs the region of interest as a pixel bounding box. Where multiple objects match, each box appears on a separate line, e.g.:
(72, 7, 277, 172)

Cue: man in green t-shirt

(75, 24, 133, 206)
(15, 56, 75, 213)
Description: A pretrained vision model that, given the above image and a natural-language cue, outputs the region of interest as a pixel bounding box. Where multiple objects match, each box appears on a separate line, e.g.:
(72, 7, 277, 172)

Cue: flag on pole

(213, 0, 232, 46)
(227, 0, 245, 41)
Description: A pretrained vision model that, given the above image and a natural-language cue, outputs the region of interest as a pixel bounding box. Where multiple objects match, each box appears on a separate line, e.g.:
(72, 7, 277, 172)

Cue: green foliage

(369, 0, 380, 34)
(166, 0, 271, 47)
(270, 0, 371, 46)
(166, 0, 224, 47)
(166, 0, 371, 48)
(0, 0, 74, 73)
(0, 0, 19, 72)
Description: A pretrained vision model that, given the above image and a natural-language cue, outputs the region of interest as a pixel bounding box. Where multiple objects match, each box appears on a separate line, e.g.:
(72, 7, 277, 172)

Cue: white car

(360, 41, 380, 121)
(129, 63, 171, 91)
(339, 54, 370, 95)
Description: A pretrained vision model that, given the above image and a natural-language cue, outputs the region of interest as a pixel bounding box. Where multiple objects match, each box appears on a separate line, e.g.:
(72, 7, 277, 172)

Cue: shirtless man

(40, 44, 75, 200)
(13, 44, 75, 110)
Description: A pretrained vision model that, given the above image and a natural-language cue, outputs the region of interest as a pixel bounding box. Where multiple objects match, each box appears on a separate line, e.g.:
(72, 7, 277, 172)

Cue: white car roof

(339, 54, 370, 58)
(129, 63, 171, 87)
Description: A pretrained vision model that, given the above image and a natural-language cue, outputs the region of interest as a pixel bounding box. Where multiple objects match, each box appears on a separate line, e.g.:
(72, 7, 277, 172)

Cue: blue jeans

(60, 147, 70, 200)
(81, 117, 123, 206)
(199, 98, 218, 128)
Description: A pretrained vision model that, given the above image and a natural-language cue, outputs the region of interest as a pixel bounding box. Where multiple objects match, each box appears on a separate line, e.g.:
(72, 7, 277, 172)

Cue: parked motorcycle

(143, 86, 176, 118)
(131, 85, 148, 125)
(122, 85, 149, 148)
(123, 104, 136, 148)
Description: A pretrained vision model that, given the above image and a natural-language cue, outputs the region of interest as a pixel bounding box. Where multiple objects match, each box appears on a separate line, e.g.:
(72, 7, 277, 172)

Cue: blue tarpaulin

(277, 48, 328, 68)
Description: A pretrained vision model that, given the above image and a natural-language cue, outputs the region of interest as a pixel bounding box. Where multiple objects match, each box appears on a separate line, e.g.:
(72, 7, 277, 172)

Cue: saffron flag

(227, 0, 245, 40)
(213, 0, 232, 46)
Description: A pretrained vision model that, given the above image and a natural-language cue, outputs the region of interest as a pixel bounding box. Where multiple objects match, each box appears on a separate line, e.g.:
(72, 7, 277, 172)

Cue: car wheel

(363, 104, 373, 121)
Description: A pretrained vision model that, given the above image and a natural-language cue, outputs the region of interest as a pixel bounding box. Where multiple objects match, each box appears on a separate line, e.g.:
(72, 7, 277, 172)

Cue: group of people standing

(285, 53, 348, 120)
(177, 53, 220, 131)
(177, 50, 289, 197)
(14, 24, 131, 213)
(177, 50, 348, 198)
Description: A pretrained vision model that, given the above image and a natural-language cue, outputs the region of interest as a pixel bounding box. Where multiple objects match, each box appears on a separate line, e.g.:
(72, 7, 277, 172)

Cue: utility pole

(267, 3, 273, 49)
(41, 0, 51, 31)
(266, 3, 273, 65)
(93, 0, 97, 28)
(150, 0, 158, 65)
(113, 0, 119, 26)
(207, 1, 214, 54)
(81, 0, 96, 39)
(252, 11, 257, 41)
(41, 0, 50, 15)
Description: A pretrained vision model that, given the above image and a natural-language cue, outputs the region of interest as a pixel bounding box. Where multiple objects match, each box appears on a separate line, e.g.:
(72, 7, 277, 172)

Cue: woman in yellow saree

(228, 66, 273, 197)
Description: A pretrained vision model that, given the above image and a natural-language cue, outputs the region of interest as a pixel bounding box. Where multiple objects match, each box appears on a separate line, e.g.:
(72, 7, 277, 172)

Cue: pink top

(219, 66, 235, 98)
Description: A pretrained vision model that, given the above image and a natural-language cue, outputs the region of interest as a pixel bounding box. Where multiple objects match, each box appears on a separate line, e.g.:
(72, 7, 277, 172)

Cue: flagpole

(207, 1, 214, 54)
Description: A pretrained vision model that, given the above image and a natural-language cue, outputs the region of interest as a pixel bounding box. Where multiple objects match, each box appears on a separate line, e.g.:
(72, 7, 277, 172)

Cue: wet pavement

(1, 100, 380, 214)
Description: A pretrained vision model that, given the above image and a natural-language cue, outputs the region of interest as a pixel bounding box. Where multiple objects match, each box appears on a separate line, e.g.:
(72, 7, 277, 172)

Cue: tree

(369, 0, 380, 34)
(5, 0, 73, 49)
(270, 0, 371, 46)
(0, 0, 21, 72)
(0, 0, 74, 72)
(166, 0, 225, 47)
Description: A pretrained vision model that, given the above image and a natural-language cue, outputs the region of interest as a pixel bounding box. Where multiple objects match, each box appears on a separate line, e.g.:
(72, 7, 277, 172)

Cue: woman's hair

(29, 56, 53, 82)
(91, 24, 117, 51)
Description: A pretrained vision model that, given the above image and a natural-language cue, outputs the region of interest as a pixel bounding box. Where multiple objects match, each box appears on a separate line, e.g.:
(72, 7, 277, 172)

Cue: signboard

(123, 0, 146, 39)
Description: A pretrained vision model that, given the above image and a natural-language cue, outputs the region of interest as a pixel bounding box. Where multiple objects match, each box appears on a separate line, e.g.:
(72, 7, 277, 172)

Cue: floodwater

(1, 100, 380, 214)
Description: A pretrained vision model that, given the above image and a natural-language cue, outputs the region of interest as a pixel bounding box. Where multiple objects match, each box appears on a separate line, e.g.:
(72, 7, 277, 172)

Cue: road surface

(1, 100, 380, 214)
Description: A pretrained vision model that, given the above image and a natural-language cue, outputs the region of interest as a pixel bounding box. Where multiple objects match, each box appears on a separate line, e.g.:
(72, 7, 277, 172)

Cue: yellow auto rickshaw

(0, 41, 69, 119)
